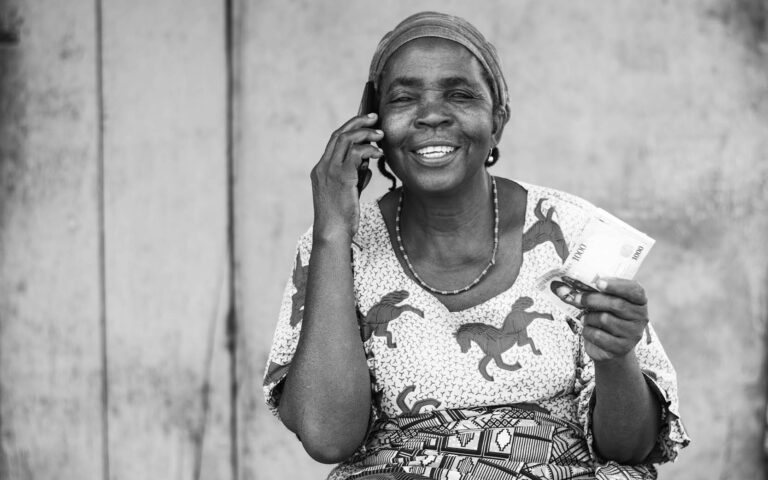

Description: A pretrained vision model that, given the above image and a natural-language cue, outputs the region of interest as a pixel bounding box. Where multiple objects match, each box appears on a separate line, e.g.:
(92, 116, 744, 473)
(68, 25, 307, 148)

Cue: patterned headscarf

(368, 11, 510, 123)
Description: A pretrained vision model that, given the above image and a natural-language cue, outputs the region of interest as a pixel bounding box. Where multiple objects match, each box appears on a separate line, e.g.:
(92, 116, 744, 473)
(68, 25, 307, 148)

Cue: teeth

(416, 146, 456, 159)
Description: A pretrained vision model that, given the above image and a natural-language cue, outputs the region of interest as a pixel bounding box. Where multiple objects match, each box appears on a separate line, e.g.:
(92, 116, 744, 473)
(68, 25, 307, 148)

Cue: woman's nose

(414, 98, 452, 129)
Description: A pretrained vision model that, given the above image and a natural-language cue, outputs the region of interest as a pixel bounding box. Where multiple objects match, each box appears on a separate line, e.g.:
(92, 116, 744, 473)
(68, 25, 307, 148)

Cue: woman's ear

(491, 105, 508, 145)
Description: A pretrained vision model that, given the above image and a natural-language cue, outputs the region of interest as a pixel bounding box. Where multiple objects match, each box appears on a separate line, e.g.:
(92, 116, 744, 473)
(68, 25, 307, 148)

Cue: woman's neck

(399, 173, 495, 263)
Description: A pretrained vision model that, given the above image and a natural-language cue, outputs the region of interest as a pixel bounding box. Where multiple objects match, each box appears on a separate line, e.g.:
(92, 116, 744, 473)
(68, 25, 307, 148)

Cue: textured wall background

(1, 0, 767, 479)
(1, 0, 233, 478)
(240, 1, 768, 479)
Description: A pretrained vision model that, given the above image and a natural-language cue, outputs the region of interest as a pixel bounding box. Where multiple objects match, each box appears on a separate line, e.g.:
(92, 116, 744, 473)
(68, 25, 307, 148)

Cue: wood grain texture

(100, 1, 233, 478)
(238, 1, 768, 479)
(0, 0, 105, 478)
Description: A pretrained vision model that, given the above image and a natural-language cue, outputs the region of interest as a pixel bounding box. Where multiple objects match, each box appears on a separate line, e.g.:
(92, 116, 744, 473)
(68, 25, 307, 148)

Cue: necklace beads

(395, 176, 499, 296)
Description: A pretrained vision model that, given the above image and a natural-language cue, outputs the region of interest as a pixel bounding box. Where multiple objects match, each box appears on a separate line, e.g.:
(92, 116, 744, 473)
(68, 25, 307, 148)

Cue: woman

(264, 12, 688, 480)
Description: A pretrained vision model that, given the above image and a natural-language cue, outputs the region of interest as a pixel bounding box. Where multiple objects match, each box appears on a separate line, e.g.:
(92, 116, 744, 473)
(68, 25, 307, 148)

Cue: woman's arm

(591, 351, 661, 463)
(278, 232, 372, 463)
(278, 113, 384, 463)
(568, 278, 662, 463)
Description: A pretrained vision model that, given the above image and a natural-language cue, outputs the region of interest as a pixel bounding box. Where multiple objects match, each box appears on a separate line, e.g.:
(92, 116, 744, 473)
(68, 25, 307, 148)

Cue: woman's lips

(412, 145, 458, 167)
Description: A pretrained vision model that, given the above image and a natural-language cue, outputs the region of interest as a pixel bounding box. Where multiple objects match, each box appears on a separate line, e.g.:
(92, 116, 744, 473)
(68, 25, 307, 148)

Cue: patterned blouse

(264, 181, 689, 480)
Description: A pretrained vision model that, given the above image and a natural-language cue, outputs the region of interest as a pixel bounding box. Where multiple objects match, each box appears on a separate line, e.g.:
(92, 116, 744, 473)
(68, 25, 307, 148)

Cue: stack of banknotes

(534, 208, 655, 320)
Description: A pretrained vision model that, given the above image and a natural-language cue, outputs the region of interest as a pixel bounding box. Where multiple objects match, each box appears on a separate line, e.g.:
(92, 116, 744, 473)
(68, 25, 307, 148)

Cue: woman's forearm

(279, 232, 372, 463)
(591, 351, 661, 464)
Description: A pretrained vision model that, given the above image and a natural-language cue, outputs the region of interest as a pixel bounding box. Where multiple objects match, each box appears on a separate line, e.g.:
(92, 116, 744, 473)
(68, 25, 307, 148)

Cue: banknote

(535, 208, 655, 320)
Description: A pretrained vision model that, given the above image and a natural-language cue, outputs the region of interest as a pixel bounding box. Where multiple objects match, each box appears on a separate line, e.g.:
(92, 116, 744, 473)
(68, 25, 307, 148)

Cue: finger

(345, 144, 385, 168)
(581, 325, 627, 356)
(325, 129, 384, 172)
(333, 113, 381, 139)
(336, 129, 385, 163)
(321, 114, 382, 164)
(344, 112, 379, 130)
(582, 313, 643, 355)
(583, 311, 644, 341)
(579, 291, 646, 322)
(329, 144, 384, 188)
(595, 277, 647, 305)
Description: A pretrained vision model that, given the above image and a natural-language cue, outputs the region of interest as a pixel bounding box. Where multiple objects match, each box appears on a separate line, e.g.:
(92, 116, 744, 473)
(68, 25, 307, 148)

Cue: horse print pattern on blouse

(263, 360, 290, 386)
(289, 250, 309, 327)
(522, 198, 569, 263)
(357, 290, 424, 348)
(455, 296, 554, 381)
(396, 385, 441, 415)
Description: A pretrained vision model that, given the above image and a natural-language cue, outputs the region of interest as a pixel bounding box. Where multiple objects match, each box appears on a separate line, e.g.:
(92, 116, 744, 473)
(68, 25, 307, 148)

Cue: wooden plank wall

(1, 1, 767, 480)
(0, 0, 105, 478)
(100, 0, 232, 478)
(1, 0, 233, 479)
(0, 0, 104, 479)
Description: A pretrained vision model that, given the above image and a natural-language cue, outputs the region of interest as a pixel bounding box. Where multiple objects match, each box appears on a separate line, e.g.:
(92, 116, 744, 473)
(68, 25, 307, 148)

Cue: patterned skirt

(328, 404, 656, 480)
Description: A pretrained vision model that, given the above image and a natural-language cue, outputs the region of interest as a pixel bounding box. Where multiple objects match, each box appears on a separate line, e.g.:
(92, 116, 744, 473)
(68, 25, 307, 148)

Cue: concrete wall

(240, 1, 768, 479)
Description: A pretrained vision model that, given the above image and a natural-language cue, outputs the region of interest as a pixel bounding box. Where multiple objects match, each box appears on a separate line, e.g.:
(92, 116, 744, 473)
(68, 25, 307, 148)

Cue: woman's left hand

(562, 278, 649, 362)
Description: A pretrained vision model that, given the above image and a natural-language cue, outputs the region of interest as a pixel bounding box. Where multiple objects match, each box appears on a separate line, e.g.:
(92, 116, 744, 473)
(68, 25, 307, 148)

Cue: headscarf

(368, 11, 511, 124)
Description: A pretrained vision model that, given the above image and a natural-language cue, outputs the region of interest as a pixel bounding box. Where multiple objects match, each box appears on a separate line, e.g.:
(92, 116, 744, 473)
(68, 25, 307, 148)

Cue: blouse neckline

(372, 181, 533, 315)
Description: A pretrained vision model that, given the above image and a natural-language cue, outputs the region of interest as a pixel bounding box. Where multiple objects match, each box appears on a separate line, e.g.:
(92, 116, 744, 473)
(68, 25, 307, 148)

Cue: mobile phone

(355, 81, 377, 195)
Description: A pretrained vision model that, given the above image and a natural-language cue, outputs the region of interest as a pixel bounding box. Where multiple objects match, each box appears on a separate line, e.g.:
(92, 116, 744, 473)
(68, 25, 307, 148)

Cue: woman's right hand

(310, 113, 384, 241)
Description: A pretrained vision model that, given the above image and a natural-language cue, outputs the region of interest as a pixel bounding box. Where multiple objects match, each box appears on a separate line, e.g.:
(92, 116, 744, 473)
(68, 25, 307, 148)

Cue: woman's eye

(449, 91, 476, 100)
(390, 96, 413, 103)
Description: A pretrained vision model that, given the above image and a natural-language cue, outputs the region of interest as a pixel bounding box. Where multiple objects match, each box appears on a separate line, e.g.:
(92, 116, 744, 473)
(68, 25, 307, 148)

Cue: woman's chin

(402, 173, 469, 195)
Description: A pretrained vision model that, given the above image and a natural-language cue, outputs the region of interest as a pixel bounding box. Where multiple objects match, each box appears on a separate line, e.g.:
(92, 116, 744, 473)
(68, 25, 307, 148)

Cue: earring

(485, 147, 500, 167)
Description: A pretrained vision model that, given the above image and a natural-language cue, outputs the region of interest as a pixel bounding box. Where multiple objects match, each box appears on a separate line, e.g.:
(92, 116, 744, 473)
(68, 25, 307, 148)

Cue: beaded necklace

(395, 176, 499, 296)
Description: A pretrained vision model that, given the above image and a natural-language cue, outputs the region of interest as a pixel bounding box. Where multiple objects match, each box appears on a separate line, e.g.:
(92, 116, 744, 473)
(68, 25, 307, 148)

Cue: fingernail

(367, 112, 377, 118)
(375, 129, 383, 135)
(596, 279, 607, 291)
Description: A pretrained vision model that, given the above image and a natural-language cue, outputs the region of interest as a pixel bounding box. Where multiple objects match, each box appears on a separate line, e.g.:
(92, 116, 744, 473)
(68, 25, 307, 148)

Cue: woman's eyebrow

(386, 77, 423, 91)
(439, 77, 480, 89)
(386, 76, 481, 92)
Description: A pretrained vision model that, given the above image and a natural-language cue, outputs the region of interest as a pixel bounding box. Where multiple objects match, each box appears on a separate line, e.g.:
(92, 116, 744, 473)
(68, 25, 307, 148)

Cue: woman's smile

(412, 145, 459, 167)
(415, 145, 456, 159)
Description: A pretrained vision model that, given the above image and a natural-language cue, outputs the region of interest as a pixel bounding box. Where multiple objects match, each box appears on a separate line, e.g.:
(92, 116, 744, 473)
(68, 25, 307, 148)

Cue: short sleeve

(574, 322, 691, 464)
(262, 228, 313, 418)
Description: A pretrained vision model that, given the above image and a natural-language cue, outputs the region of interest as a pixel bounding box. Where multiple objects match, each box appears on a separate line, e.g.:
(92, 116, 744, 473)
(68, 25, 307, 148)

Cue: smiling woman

(262, 11, 689, 480)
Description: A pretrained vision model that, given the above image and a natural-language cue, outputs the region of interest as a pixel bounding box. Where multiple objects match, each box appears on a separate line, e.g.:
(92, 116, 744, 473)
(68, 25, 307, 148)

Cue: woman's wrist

(592, 350, 650, 394)
(593, 350, 639, 376)
(312, 224, 354, 246)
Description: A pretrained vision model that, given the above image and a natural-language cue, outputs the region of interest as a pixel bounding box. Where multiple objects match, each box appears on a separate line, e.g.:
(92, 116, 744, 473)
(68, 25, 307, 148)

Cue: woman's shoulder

(513, 179, 598, 214)
(288, 198, 390, 263)
(503, 178, 600, 243)
(359, 198, 385, 224)
(354, 198, 390, 248)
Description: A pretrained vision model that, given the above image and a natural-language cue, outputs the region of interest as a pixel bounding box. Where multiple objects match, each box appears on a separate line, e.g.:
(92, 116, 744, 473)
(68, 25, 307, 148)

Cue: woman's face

(377, 37, 503, 194)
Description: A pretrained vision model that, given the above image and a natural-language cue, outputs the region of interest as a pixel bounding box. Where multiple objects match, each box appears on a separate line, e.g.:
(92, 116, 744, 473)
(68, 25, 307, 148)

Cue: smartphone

(355, 81, 377, 195)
